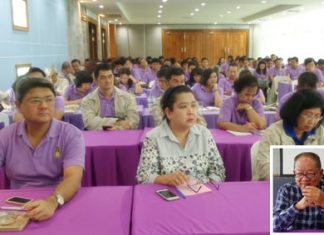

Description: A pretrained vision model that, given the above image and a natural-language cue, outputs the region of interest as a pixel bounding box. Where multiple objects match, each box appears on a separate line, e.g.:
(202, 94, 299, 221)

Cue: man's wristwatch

(55, 193, 65, 207)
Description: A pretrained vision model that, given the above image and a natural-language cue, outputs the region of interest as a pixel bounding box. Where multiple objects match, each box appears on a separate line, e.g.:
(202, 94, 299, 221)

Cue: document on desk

(226, 130, 252, 136)
(176, 183, 212, 197)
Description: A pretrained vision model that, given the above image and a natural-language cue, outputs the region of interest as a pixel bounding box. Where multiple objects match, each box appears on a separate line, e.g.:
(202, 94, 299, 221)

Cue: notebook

(176, 183, 212, 197)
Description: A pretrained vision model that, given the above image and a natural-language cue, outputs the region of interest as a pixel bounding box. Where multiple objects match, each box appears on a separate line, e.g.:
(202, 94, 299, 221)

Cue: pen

(0, 206, 27, 211)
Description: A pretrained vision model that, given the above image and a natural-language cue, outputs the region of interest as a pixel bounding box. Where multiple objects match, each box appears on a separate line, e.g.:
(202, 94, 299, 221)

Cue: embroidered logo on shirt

(55, 147, 61, 158)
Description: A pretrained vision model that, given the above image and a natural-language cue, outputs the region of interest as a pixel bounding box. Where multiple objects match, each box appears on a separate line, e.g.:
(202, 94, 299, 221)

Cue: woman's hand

(155, 171, 189, 186)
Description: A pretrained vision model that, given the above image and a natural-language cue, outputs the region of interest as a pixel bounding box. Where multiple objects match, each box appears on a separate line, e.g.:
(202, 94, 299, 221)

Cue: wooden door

(101, 27, 108, 60)
(226, 30, 248, 58)
(108, 24, 117, 59)
(162, 30, 184, 61)
(88, 22, 98, 60)
(184, 31, 204, 61)
(205, 31, 227, 66)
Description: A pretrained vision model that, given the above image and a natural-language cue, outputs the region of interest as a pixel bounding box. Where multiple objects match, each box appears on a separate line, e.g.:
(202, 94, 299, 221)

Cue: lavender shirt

(279, 89, 324, 112)
(119, 84, 135, 93)
(99, 92, 115, 117)
(217, 95, 264, 125)
(218, 77, 234, 98)
(55, 96, 64, 112)
(254, 71, 269, 81)
(286, 65, 304, 80)
(268, 67, 286, 77)
(63, 84, 93, 101)
(191, 83, 214, 107)
(0, 119, 85, 189)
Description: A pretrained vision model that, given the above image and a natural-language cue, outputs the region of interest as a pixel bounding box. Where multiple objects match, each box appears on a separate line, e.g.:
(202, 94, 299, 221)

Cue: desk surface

(0, 186, 132, 235)
(132, 181, 270, 235)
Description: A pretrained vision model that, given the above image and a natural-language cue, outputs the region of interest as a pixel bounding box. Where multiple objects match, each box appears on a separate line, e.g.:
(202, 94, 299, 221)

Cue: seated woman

(137, 85, 225, 185)
(187, 67, 203, 87)
(254, 89, 324, 180)
(63, 71, 94, 105)
(217, 75, 266, 132)
(118, 67, 143, 95)
(191, 68, 223, 107)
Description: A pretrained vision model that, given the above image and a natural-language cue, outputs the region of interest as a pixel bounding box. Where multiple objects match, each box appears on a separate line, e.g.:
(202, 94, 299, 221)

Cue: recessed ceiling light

(227, 11, 231, 14)
(190, 12, 194, 16)
(158, 10, 162, 13)
(92, 0, 97, 2)
(261, 0, 267, 3)
(214, 22, 218, 24)
(322, 1, 324, 4)
(236, 6, 240, 9)
(219, 14, 223, 18)
(162, 0, 167, 2)
(99, 14, 105, 17)
(119, 22, 122, 25)
(195, 8, 199, 12)
(158, 15, 161, 18)
(159, 5, 163, 8)
(114, 19, 118, 22)
(201, 3, 206, 6)
(99, 5, 104, 9)
(108, 20, 112, 23)
(158, 22, 161, 25)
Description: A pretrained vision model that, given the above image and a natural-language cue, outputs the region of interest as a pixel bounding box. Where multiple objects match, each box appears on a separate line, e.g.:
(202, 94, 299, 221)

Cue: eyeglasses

(187, 183, 202, 193)
(294, 172, 317, 180)
(300, 114, 323, 122)
(27, 97, 55, 106)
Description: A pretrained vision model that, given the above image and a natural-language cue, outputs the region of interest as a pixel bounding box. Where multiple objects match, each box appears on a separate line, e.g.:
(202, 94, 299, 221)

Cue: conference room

(1, 0, 324, 234)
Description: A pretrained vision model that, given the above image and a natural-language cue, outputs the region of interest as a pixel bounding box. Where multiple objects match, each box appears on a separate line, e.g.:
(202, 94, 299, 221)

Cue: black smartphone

(102, 125, 113, 131)
(6, 196, 33, 205)
(156, 189, 179, 201)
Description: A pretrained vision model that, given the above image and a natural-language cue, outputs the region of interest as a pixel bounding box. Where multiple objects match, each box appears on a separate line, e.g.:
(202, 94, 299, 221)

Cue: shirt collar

(283, 123, 316, 145)
(159, 119, 201, 142)
(98, 88, 115, 100)
(17, 119, 60, 139)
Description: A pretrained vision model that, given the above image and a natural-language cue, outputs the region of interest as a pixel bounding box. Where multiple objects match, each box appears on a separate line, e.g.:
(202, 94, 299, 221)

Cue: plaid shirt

(273, 179, 324, 232)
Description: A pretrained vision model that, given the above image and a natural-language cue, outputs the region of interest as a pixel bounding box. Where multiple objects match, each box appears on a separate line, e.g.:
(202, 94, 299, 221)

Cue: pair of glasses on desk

(186, 182, 220, 193)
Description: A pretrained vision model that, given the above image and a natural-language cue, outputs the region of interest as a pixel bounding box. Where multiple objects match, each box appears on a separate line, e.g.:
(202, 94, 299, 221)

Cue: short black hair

(74, 71, 93, 88)
(160, 85, 193, 120)
(71, 59, 81, 64)
(297, 72, 318, 89)
(280, 89, 324, 127)
(317, 59, 324, 65)
(291, 57, 299, 63)
(94, 63, 113, 78)
(16, 77, 56, 102)
(157, 66, 171, 79)
(233, 75, 259, 94)
(294, 152, 322, 169)
(151, 58, 161, 64)
(27, 67, 46, 78)
(200, 68, 217, 86)
(304, 57, 315, 66)
(165, 67, 184, 81)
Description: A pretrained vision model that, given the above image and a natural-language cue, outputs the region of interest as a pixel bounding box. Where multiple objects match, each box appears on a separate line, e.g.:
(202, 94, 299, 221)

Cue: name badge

(55, 146, 61, 158)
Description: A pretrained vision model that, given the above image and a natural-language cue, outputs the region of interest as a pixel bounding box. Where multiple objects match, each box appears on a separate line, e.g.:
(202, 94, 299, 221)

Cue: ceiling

(79, 0, 324, 25)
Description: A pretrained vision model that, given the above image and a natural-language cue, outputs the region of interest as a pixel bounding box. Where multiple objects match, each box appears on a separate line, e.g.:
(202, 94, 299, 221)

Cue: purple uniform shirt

(63, 84, 93, 101)
(191, 83, 214, 107)
(217, 95, 265, 125)
(118, 83, 135, 93)
(0, 119, 85, 189)
(254, 71, 269, 80)
(55, 96, 64, 112)
(99, 92, 115, 117)
(268, 67, 286, 77)
(218, 77, 234, 98)
(286, 65, 304, 80)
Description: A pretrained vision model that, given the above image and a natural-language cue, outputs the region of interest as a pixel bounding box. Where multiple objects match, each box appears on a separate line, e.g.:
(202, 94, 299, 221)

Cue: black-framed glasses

(294, 172, 317, 180)
(187, 183, 202, 193)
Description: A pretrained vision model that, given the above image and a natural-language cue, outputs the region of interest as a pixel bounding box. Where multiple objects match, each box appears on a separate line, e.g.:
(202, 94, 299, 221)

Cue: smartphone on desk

(6, 196, 33, 205)
(156, 189, 179, 201)
(102, 125, 113, 131)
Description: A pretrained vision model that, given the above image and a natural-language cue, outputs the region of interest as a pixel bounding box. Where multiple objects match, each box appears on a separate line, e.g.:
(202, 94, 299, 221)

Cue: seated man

(0, 78, 85, 221)
(81, 63, 139, 130)
(273, 152, 324, 231)
(218, 63, 238, 99)
(217, 75, 266, 132)
(150, 66, 206, 126)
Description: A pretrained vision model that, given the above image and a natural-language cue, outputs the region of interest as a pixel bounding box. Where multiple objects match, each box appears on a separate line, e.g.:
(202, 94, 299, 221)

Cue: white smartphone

(6, 196, 33, 205)
(156, 189, 180, 201)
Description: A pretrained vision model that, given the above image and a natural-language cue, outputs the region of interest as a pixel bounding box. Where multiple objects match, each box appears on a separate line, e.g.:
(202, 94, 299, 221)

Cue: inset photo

(270, 146, 324, 234)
